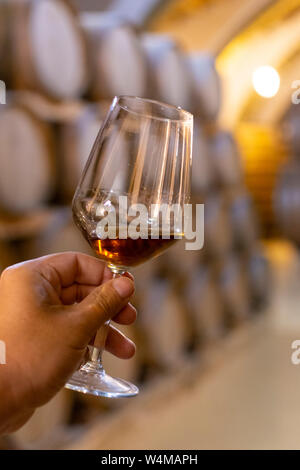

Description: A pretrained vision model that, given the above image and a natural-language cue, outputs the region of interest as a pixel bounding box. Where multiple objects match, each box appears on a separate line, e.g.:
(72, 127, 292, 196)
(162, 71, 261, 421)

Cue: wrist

(0, 361, 32, 434)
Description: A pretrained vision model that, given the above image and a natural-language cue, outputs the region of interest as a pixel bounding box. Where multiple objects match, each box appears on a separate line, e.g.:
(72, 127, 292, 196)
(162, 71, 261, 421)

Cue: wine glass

(65, 96, 193, 398)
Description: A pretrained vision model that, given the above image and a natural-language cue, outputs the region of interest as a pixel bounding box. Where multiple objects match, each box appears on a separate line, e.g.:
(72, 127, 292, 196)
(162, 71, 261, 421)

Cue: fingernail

(125, 271, 134, 281)
(113, 277, 134, 298)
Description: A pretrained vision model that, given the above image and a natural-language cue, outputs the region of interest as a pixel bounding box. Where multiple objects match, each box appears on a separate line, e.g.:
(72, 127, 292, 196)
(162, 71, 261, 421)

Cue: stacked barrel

(0, 0, 269, 449)
(274, 105, 300, 246)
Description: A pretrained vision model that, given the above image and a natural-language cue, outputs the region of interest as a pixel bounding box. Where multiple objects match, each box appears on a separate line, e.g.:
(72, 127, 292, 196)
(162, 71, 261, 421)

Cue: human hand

(0, 252, 135, 434)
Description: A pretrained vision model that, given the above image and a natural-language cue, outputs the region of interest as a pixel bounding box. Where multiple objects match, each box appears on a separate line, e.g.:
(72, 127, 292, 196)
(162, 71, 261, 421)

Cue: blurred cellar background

(0, 0, 300, 450)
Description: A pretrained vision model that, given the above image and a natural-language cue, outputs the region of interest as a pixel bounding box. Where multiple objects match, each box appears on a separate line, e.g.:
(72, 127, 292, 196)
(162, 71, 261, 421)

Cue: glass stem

(89, 345, 103, 365)
(85, 269, 124, 374)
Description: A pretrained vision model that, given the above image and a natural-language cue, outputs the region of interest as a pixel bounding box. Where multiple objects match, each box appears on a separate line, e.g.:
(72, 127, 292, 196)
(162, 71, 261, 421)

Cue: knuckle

(95, 292, 114, 316)
(0, 266, 16, 282)
(94, 285, 119, 316)
(1, 263, 33, 284)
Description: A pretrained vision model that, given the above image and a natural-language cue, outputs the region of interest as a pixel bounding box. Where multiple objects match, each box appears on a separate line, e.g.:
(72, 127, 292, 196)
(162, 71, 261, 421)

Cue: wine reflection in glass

(65, 96, 193, 398)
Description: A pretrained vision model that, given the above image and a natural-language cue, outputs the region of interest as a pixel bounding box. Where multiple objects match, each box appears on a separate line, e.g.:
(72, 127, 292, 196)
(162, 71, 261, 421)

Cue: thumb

(71, 276, 135, 342)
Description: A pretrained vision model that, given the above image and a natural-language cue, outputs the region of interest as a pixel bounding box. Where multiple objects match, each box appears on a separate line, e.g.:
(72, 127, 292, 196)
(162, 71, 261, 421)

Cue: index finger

(32, 252, 112, 288)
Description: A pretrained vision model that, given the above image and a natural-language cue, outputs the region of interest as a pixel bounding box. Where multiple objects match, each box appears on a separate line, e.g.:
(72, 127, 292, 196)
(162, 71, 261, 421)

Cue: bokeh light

(252, 65, 280, 98)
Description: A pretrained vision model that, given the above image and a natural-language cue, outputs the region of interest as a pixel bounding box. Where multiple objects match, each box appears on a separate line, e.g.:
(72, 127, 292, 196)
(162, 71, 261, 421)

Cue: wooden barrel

(138, 277, 190, 370)
(13, 90, 85, 123)
(204, 194, 233, 260)
(11, 0, 88, 100)
(273, 159, 300, 245)
(209, 130, 243, 188)
(80, 12, 146, 100)
(191, 121, 214, 194)
(141, 33, 191, 110)
(12, 91, 102, 203)
(245, 245, 270, 311)
(227, 188, 258, 251)
(0, 207, 68, 243)
(186, 53, 221, 122)
(20, 209, 94, 261)
(59, 103, 104, 201)
(163, 238, 203, 283)
(0, 105, 56, 213)
(133, 255, 165, 291)
(185, 266, 225, 343)
(216, 255, 250, 326)
(284, 107, 300, 156)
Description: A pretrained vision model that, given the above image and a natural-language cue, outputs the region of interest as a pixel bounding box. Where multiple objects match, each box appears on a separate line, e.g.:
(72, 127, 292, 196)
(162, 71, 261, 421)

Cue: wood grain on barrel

(0, 106, 55, 213)
(186, 53, 221, 121)
(11, 0, 88, 99)
(141, 33, 191, 110)
(81, 12, 146, 100)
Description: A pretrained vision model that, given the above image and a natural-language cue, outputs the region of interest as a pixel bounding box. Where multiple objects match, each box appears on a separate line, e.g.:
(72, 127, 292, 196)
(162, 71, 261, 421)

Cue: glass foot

(65, 367, 139, 398)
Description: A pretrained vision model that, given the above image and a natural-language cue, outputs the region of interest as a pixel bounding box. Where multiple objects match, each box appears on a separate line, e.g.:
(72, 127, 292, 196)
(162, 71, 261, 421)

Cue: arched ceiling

(148, 0, 300, 128)
(218, 8, 300, 127)
(148, 0, 275, 55)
